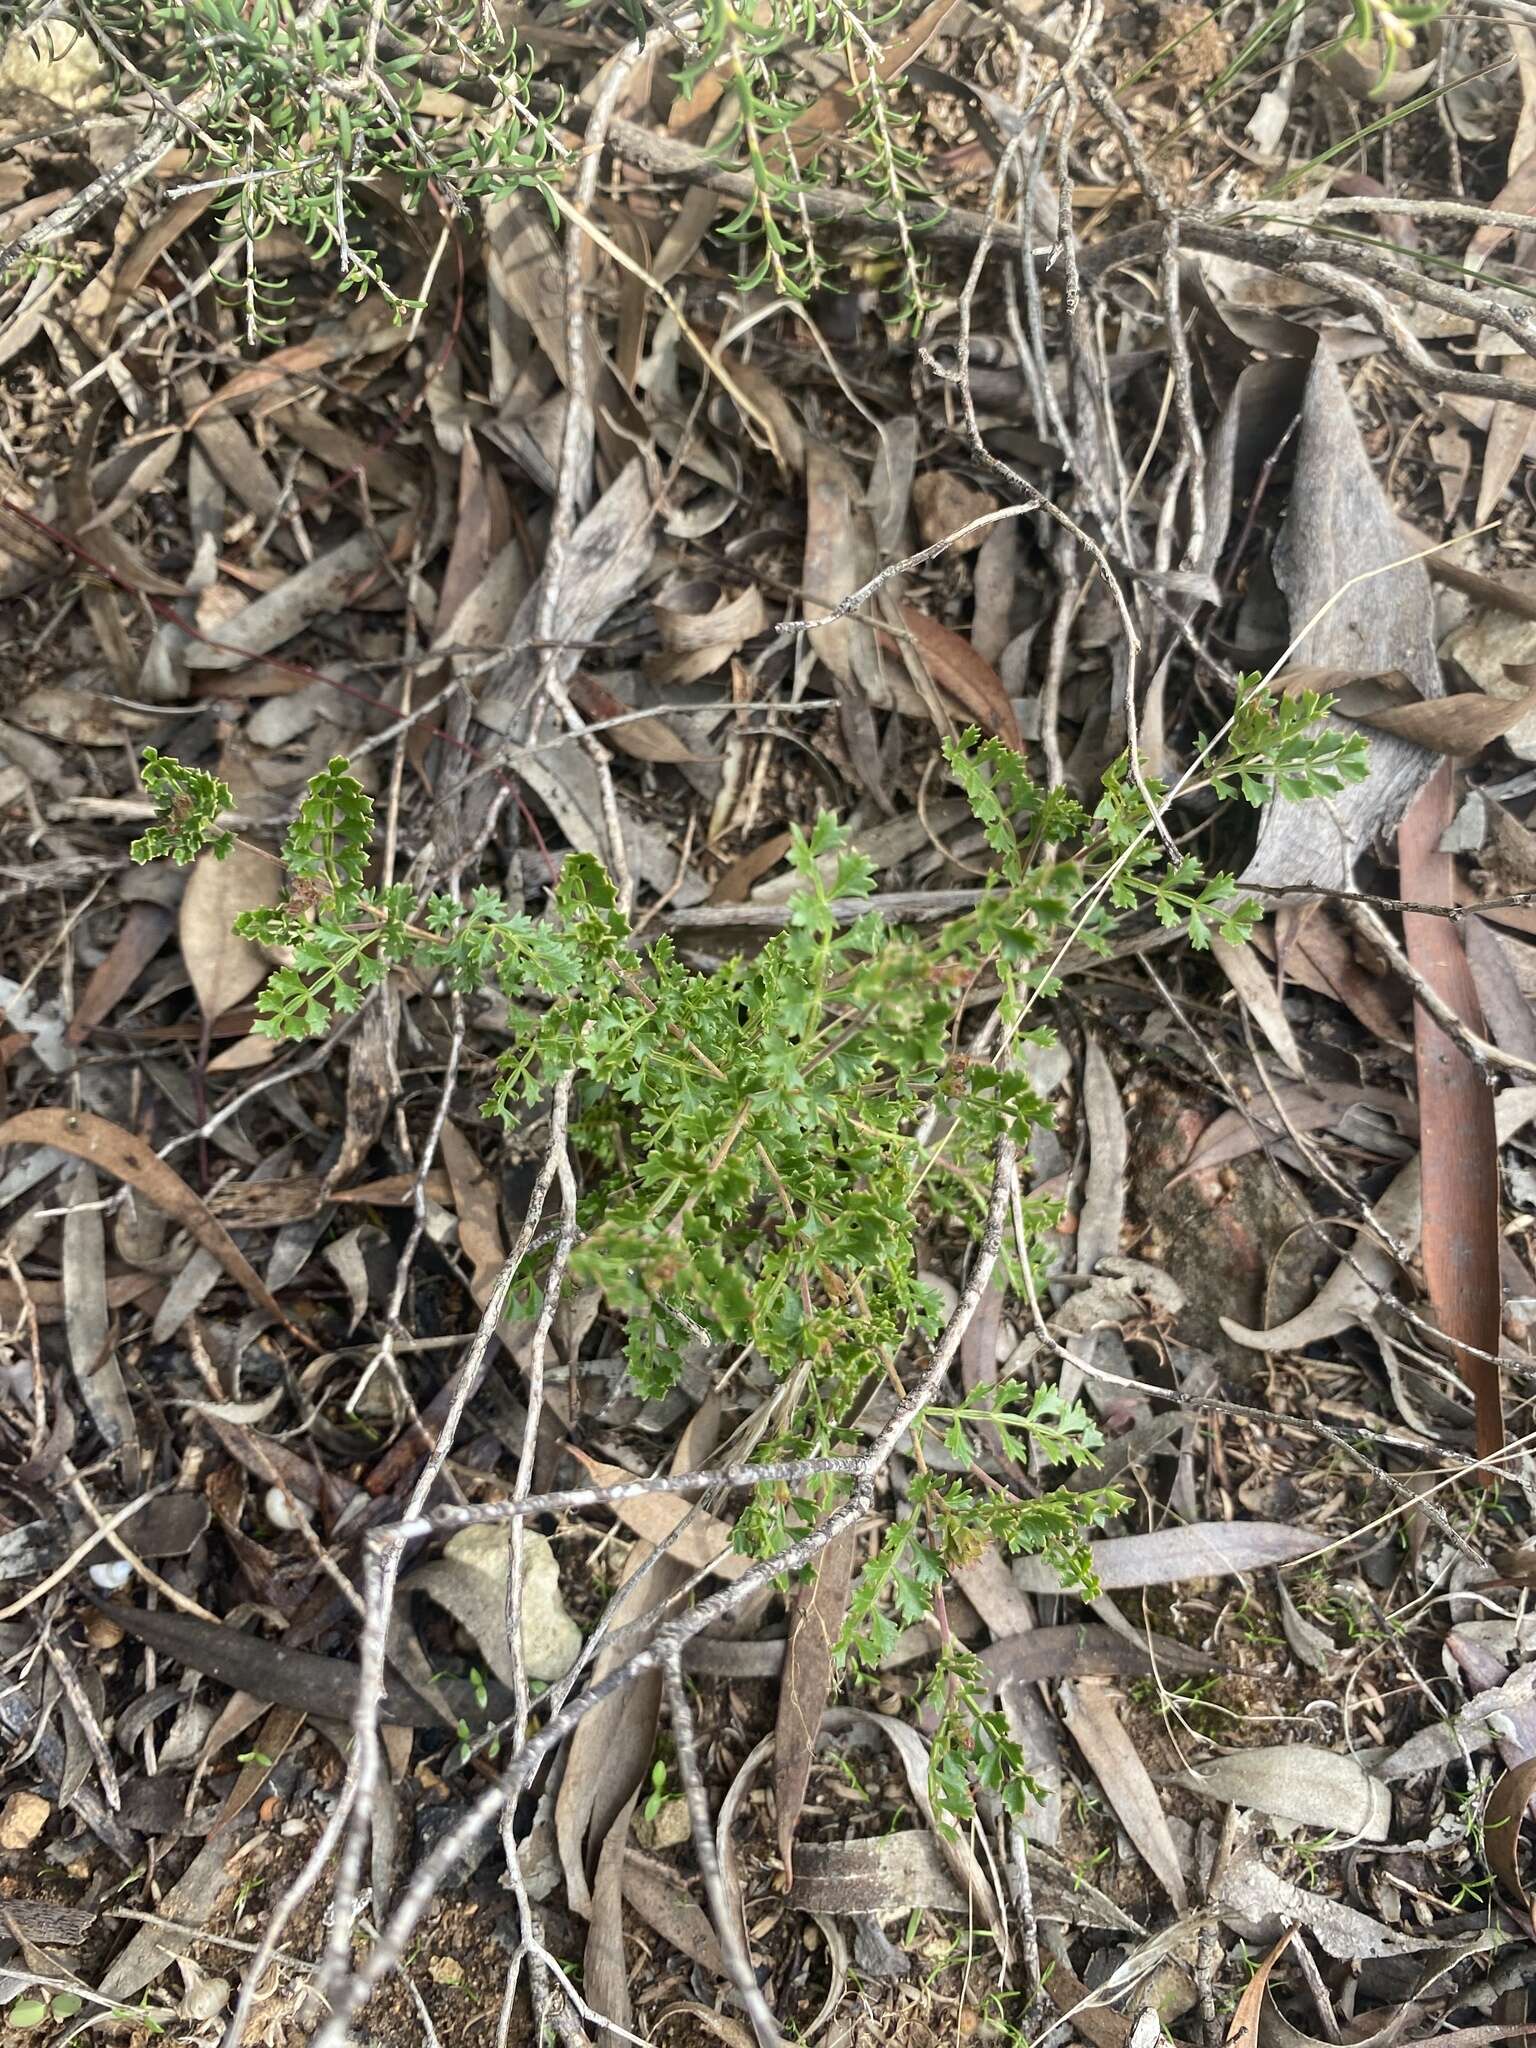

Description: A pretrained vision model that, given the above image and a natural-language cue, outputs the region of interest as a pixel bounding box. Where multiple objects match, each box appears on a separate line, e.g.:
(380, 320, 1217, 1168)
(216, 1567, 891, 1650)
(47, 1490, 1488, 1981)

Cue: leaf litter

(4, 9, 1536, 2046)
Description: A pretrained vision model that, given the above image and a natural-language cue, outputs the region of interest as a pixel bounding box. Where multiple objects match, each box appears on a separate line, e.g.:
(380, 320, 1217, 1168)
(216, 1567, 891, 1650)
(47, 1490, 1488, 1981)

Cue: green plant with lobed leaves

(132, 677, 1365, 1830)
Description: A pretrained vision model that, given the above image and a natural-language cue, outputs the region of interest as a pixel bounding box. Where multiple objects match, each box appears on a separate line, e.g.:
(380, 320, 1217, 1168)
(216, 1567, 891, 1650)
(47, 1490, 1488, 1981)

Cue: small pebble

(0, 1790, 51, 1850)
(264, 1486, 299, 1530)
(87, 1560, 132, 1591)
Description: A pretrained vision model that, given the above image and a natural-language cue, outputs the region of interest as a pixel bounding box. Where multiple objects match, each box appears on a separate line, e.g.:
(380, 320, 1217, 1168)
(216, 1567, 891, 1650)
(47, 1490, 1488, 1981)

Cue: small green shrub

(132, 679, 1364, 1826)
(4, 0, 937, 328)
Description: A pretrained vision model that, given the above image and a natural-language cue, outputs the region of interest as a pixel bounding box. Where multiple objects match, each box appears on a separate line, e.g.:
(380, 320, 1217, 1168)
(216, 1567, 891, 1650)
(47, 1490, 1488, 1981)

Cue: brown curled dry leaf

(1483, 1755, 1536, 1923)
(895, 602, 1023, 752)
(1225, 1928, 1295, 2048)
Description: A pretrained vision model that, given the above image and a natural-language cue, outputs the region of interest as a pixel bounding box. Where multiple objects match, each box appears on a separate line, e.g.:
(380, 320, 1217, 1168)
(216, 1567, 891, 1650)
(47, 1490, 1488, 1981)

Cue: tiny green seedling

(131, 684, 1364, 1829)
(643, 1759, 673, 1823)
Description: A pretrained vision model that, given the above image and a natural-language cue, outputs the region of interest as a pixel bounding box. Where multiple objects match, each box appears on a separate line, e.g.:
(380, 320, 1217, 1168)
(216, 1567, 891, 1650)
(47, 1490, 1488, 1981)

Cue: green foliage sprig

(683, 0, 938, 325)
(131, 682, 1366, 1827)
(6, 0, 938, 331)
(5, 0, 559, 336)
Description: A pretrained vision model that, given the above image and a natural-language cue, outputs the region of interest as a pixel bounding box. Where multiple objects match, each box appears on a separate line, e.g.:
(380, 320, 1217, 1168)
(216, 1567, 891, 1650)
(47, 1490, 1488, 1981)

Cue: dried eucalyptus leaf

(402, 1525, 581, 1688)
(1173, 1746, 1390, 1840)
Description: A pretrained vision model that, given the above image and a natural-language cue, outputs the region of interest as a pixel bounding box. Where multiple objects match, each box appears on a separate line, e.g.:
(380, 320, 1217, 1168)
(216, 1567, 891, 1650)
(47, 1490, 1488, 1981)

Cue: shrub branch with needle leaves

(131, 677, 1365, 1831)
(3, 0, 561, 335)
(4, 0, 940, 331)
(682, 0, 938, 324)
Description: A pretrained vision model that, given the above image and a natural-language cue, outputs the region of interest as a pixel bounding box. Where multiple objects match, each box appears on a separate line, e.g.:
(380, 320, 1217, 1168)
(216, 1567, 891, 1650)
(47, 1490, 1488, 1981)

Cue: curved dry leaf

(1172, 1084, 1414, 1187)
(437, 1122, 505, 1307)
(179, 841, 280, 1022)
(650, 580, 767, 684)
(63, 1158, 135, 1477)
(1245, 346, 1443, 895)
(1221, 1158, 1420, 1354)
(981, 1624, 1196, 1687)
(775, 1525, 855, 1883)
(95, 1597, 439, 1728)
(1176, 1746, 1391, 1841)
(1401, 765, 1505, 1461)
(1228, 1081, 1536, 1351)
(68, 902, 175, 1045)
(0, 1108, 303, 1340)
(1358, 685, 1536, 758)
(1475, 372, 1536, 530)
(205, 1034, 279, 1074)
(182, 527, 397, 671)
(1010, 1520, 1316, 1593)
(780, 0, 955, 162)
(622, 1851, 726, 1978)
(1061, 1679, 1188, 1911)
(557, 1396, 725, 1922)
(13, 685, 156, 748)
(1212, 1839, 1448, 1959)
(1276, 1581, 1336, 1673)
(1210, 934, 1306, 1078)
(653, 2006, 756, 2048)
(803, 441, 877, 693)
(896, 602, 1022, 751)
(400, 1525, 581, 1689)
(435, 434, 509, 641)
(789, 1829, 966, 1915)
(1466, 149, 1536, 273)
(1227, 1929, 1295, 2048)
(328, 982, 398, 1187)
(568, 673, 700, 764)
(96, 1833, 242, 2008)
(567, 1447, 750, 1579)
(1077, 1033, 1128, 1276)
(1484, 1755, 1536, 1918)
(715, 1706, 1001, 1981)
